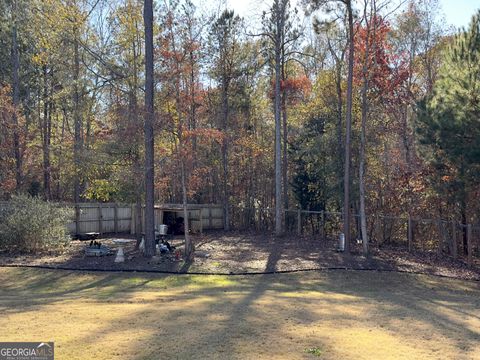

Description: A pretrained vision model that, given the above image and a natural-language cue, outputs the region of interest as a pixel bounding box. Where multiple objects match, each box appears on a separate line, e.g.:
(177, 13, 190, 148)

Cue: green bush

(0, 195, 73, 253)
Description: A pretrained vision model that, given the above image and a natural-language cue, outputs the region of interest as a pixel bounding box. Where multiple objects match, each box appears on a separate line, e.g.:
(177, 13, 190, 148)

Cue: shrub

(0, 195, 73, 253)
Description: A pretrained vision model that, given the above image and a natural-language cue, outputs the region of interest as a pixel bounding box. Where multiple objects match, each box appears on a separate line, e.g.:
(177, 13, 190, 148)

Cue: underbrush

(0, 195, 72, 253)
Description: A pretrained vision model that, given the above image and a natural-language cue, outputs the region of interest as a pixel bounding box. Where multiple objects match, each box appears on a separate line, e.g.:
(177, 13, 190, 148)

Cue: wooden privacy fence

(68, 203, 224, 235)
(232, 206, 480, 265)
(69, 203, 131, 235)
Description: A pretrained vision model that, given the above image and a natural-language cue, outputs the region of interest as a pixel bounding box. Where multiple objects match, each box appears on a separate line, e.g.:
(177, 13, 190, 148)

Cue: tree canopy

(0, 0, 479, 252)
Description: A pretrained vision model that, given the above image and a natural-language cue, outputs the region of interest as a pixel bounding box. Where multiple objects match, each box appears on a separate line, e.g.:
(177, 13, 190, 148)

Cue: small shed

(131, 203, 224, 235)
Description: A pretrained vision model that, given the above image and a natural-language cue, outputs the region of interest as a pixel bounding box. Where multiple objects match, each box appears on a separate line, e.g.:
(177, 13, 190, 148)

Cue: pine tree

(417, 10, 480, 253)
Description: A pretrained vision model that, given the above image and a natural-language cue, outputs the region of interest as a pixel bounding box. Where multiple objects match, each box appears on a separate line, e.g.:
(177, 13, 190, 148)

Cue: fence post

(130, 204, 135, 235)
(408, 215, 413, 253)
(98, 203, 103, 235)
(451, 221, 457, 260)
(437, 219, 443, 255)
(375, 215, 381, 243)
(297, 209, 301, 236)
(114, 203, 118, 233)
(209, 207, 213, 229)
(321, 210, 325, 241)
(199, 208, 203, 235)
(75, 204, 80, 235)
(467, 224, 473, 266)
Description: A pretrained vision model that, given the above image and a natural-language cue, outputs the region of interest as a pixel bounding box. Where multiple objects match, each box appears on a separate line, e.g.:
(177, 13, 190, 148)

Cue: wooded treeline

(1, 0, 479, 252)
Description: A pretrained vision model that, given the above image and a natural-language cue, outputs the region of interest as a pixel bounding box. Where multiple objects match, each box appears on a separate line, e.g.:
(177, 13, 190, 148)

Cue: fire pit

(84, 241, 111, 257)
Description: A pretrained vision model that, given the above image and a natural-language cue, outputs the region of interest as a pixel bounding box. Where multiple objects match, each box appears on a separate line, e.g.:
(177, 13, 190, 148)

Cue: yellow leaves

(84, 179, 119, 202)
(111, 0, 144, 51)
(28, 0, 91, 66)
(29, 1, 68, 64)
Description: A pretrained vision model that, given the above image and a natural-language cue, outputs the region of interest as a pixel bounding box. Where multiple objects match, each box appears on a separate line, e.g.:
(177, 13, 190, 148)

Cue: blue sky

(440, 0, 479, 29)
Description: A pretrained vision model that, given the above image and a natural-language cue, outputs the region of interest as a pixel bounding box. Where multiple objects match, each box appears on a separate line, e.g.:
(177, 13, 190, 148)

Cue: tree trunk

(57, 107, 67, 198)
(131, 37, 143, 247)
(135, 192, 142, 247)
(143, 0, 156, 257)
(11, 0, 22, 190)
(461, 194, 467, 255)
(189, 47, 197, 169)
(359, 89, 368, 255)
(281, 47, 288, 212)
(343, 0, 354, 253)
(73, 29, 82, 203)
(335, 59, 343, 211)
(42, 65, 51, 200)
(359, 2, 372, 256)
(274, 0, 285, 236)
(221, 80, 230, 231)
(181, 159, 193, 258)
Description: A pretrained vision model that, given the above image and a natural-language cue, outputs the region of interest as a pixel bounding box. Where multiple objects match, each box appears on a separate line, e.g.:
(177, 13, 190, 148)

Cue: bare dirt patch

(0, 231, 478, 280)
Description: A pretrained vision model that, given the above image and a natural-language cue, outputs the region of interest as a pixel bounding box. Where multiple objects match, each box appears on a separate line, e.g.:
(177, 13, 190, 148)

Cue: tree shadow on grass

(4, 238, 293, 358)
(141, 268, 479, 359)
(58, 269, 479, 359)
(0, 263, 479, 359)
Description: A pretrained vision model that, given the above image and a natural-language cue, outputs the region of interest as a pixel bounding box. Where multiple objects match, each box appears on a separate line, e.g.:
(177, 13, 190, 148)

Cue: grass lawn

(0, 268, 479, 359)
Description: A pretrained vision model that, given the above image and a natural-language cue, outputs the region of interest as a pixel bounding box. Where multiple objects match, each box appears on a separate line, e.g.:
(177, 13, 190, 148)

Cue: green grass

(0, 267, 479, 359)
(305, 347, 322, 357)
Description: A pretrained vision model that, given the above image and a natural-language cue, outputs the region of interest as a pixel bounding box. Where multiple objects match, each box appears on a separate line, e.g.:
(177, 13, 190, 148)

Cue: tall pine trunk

(73, 29, 82, 203)
(189, 48, 197, 169)
(42, 65, 51, 200)
(11, 0, 22, 190)
(359, 3, 372, 256)
(343, 0, 354, 253)
(274, 0, 285, 236)
(359, 70, 369, 256)
(130, 38, 143, 247)
(221, 81, 230, 231)
(181, 157, 192, 257)
(335, 57, 343, 212)
(281, 48, 288, 212)
(143, 0, 156, 257)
